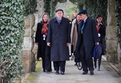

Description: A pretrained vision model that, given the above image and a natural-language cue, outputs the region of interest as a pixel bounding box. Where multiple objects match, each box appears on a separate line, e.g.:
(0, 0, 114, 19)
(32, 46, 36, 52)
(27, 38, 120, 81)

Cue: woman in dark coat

(94, 14, 106, 71)
(35, 13, 52, 72)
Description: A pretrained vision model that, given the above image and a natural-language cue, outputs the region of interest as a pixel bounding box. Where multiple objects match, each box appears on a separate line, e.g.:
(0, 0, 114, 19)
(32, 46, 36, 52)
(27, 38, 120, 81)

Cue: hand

(67, 43, 70, 47)
(36, 43, 38, 45)
(95, 42, 99, 45)
(47, 42, 51, 46)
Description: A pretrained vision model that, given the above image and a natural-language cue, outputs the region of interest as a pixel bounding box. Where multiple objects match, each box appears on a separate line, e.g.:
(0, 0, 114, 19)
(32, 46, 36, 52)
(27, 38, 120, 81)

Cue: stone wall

(22, 0, 44, 73)
(106, 0, 118, 63)
(118, 43, 121, 73)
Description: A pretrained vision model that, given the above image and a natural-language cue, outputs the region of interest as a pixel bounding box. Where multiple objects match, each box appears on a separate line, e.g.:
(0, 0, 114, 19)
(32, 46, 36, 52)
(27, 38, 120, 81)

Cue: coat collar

(54, 17, 64, 24)
(84, 17, 89, 24)
(80, 17, 89, 24)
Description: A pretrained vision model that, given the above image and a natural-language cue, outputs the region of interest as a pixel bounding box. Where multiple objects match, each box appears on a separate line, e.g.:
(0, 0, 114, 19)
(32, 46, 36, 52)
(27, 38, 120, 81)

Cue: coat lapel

(83, 17, 89, 33)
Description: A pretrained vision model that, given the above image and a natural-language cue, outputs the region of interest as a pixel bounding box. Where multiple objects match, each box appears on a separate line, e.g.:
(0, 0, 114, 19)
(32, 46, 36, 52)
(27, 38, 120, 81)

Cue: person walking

(47, 9, 70, 75)
(72, 11, 77, 21)
(71, 15, 81, 65)
(35, 13, 52, 72)
(94, 14, 106, 71)
(75, 10, 99, 75)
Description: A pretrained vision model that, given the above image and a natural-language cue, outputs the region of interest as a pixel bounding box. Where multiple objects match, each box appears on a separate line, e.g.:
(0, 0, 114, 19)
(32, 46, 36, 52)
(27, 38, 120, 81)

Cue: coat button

(59, 30, 60, 31)
(59, 41, 60, 43)
(59, 36, 60, 37)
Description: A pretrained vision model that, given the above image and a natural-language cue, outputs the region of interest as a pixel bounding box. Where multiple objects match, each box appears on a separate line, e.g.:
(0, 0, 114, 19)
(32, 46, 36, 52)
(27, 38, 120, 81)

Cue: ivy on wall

(0, 0, 37, 83)
(116, 0, 121, 48)
(43, 0, 67, 19)
(77, 0, 107, 25)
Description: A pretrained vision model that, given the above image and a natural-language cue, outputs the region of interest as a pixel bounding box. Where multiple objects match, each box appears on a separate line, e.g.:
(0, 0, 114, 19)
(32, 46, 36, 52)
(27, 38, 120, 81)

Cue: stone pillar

(118, 43, 121, 74)
(106, 0, 118, 63)
(22, 14, 35, 73)
(32, 0, 44, 60)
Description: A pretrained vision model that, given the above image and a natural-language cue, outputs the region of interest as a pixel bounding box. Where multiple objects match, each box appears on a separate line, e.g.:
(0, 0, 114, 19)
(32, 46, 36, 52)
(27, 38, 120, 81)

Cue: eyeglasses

(80, 14, 85, 16)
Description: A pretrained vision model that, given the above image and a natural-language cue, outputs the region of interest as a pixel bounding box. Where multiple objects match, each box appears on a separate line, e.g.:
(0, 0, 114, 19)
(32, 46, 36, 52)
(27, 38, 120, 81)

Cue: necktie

(81, 21, 85, 30)
(81, 21, 85, 33)
(58, 19, 61, 23)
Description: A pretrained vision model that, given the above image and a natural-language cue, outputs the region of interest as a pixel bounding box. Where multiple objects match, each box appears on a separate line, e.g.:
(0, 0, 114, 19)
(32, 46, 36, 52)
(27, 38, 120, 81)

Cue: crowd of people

(35, 9, 106, 75)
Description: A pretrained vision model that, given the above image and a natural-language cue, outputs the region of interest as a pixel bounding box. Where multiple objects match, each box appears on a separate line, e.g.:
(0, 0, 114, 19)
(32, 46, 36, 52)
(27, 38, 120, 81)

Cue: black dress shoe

(90, 71, 94, 75)
(55, 71, 59, 74)
(82, 71, 88, 75)
(94, 66, 97, 69)
(61, 71, 64, 75)
(45, 70, 52, 72)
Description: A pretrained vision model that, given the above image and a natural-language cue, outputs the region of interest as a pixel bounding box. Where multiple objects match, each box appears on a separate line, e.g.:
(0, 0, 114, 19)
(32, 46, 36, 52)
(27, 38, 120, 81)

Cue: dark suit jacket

(75, 17, 99, 59)
(47, 17, 71, 61)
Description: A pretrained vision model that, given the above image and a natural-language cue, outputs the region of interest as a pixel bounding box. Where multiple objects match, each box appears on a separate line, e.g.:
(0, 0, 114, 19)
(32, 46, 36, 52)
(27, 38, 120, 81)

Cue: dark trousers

(45, 46, 52, 71)
(40, 40, 51, 71)
(80, 42, 94, 72)
(94, 54, 102, 68)
(94, 40, 104, 68)
(53, 61, 66, 72)
(37, 44, 41, 60)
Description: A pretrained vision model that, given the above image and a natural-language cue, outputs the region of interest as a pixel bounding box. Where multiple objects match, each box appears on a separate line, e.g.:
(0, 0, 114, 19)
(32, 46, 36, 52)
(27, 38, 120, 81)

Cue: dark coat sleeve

(99, 25, 106, 41)
(46, 21, 52, 43)
(68, 20, 71, 43)
(35, 23, 41, 43)
(74, 22, 81, 57)
(92, 20, 99, 43)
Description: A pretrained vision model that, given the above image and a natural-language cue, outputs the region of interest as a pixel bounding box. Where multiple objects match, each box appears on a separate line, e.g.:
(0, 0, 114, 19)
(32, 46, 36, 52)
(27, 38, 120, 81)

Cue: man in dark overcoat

(75, 10, 99, 75)
(47, 9, 70, 75)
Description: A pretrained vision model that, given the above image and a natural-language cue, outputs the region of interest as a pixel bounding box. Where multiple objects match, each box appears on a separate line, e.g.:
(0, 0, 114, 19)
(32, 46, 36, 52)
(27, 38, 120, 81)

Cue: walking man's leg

(60, 61, 66, 75)
(53, 61, 59, 74)
(86, 58, 94, 75)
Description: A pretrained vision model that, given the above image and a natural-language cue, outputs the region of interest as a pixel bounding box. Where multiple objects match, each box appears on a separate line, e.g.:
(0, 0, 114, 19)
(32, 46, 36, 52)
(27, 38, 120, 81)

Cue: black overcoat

(98, 24, 106, 55)
(47, 17, 70, 61)
(35, 22, 43, 58)
(75, 17, 99, 59)
(35, 22, 49, 58)
(35, 22, 43, 43)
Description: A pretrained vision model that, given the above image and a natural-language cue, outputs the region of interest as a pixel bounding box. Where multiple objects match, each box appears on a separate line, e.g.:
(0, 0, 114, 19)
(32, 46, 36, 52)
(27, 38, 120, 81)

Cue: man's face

(80, 14, 86, 20)
(56, 11, 63, 19)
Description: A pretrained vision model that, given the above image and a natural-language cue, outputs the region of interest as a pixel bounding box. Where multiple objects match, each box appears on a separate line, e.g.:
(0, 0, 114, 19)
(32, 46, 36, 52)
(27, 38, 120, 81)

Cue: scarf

(96, 23, 102, 33)
(41, 22, 48, 36)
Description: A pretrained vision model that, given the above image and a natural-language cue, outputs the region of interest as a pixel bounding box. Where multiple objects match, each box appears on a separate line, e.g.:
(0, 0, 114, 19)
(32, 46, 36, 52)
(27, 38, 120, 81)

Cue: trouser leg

(45, 46, 52, 71)
(60, 61, 66, 72)
(94, 57, 97, 68)
(80, 43, 88, 72)
(40, 41, 46, 71)
(53, 61, 59, 71)
(86, 58, 94, 71)
(98, 54, 102, 68)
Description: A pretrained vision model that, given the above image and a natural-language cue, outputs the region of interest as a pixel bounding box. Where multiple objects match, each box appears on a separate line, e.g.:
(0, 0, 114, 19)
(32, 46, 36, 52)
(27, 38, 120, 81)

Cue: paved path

(26, 59, 121, 83)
